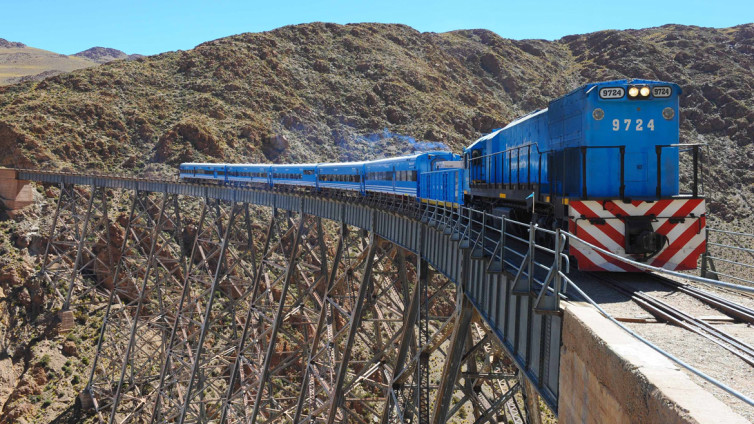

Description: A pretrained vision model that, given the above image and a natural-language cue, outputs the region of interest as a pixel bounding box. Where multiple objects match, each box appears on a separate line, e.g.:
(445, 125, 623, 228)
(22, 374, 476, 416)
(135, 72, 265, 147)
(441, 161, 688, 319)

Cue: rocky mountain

(0, 39, 25, 48)
(73, 47, 143, 64)
(0, 40, 140, 85)
(1, 22, 752, 222)
(0, 39, 96, 85)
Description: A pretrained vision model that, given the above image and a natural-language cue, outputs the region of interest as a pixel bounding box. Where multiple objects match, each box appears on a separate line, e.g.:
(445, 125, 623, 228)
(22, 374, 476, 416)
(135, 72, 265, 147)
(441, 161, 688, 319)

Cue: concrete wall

(0, 168, 33, 213)
(559, 302, 748, 424)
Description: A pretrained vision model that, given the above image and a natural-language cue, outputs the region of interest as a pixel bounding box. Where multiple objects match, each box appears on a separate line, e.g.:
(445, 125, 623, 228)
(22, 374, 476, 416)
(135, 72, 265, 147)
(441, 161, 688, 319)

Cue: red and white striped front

(568, 199, 706, 272)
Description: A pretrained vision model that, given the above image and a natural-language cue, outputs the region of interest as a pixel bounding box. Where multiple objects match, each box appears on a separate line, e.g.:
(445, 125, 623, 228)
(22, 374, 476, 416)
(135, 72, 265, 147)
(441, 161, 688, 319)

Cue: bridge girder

(37, 184, 540, 424)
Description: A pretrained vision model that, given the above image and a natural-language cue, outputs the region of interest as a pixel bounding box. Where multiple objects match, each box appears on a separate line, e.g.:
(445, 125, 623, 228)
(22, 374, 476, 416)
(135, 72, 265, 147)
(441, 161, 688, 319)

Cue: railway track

(592, 274, 754, 368)
(653, 275, 754, 324)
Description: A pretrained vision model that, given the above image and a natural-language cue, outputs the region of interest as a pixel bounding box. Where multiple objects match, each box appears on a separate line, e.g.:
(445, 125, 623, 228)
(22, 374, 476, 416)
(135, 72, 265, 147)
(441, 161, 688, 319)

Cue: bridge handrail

(421, 202, 569, 314)
(709, 242, 754, 255)
(708, 228, 754, 238)
(703, 229, 754, 286)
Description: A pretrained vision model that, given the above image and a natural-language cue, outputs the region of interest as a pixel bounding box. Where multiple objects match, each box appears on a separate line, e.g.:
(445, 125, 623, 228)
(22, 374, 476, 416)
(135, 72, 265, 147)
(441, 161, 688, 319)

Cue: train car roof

(269, 163, 319, 167)
(502, 108, 548, 130)
(180, 162, 227, 167)
(464, 108, 547, 152)
(317, 161, 369, 168)
(365, 151, 452, 165)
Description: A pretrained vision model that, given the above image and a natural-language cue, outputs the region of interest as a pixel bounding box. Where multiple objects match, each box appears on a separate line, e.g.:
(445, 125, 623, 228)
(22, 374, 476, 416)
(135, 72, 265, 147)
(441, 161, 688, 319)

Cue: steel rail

(594, 275, 754, 367)
(654, 276, 754, 324)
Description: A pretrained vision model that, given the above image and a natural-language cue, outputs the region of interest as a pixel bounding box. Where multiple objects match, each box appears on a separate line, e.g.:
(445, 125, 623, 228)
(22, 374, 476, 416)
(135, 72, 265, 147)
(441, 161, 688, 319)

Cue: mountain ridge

(0, 22, 752, 224)
(0, 40, 141, 85)
(73, 46, 143, 64)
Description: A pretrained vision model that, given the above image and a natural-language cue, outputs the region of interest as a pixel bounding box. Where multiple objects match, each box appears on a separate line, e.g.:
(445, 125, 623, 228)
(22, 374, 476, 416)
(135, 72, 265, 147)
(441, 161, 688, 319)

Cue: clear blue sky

(1, 0, 751, 56)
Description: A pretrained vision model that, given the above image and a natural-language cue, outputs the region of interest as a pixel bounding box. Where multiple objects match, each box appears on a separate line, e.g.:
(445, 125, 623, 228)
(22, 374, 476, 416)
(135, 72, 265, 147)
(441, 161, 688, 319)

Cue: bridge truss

(26, 171, 564, 423)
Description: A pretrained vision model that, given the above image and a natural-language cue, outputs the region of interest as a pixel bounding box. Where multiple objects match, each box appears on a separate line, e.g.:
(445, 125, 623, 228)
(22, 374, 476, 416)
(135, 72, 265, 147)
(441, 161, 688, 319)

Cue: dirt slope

(0, 40, 140, 85)
(0, 40, 96, 85)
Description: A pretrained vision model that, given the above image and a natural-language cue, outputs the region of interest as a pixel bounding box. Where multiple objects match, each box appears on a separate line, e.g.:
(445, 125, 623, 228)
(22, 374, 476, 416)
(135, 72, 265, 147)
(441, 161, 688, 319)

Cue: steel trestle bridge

(17, 169, 754, 423)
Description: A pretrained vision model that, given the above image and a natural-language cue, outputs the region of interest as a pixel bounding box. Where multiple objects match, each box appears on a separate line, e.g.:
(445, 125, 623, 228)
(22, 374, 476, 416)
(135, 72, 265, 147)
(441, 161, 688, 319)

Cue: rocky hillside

(0, 40, 139, 85)
(0, 23, 752, 222)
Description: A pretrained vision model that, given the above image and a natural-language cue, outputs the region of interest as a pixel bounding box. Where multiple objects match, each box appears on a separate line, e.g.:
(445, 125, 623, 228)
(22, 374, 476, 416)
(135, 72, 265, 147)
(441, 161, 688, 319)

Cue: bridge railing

(414, 198, 754, 408)
(418, 202, 570, 314)
(702, 227, 754, 287)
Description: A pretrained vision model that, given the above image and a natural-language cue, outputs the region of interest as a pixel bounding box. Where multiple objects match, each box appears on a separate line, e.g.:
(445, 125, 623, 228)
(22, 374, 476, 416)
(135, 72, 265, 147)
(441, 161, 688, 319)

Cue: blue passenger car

(362, 152, 459, 200)
(226, 164, 271, 186)
(316, 162, 365, 194)
(270, 164, 317, 189)
(363, 155, 422, 197)
(179, 163, 228, 182)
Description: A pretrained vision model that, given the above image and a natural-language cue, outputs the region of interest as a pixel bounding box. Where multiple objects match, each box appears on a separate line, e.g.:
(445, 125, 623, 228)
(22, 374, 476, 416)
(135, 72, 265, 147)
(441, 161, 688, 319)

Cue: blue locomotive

(464, 79, 705, 271)
(465, 79, 682, 206)
(179, 79, 705, 272)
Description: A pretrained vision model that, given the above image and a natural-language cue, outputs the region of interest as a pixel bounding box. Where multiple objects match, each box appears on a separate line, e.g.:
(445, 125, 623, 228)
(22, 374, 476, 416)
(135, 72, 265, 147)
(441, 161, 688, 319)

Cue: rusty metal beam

(249, 209, 306, 423)
(149, 198, 210, 424)
(293, 220, 346, 422)
(326, 232, 378, 424)
(432, 296, 473, 424)
(109, 191, 171, 423)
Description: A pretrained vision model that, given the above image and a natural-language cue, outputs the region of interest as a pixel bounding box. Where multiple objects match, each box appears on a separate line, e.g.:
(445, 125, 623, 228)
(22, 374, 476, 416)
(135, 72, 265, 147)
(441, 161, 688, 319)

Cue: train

(180, 79, 706, 272)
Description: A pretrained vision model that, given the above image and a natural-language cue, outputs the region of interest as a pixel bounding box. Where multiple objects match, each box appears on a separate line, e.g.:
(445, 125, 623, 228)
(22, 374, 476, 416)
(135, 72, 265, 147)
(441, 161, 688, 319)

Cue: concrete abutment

(558, 302, 748, 424)
(0, 168, 33, 216)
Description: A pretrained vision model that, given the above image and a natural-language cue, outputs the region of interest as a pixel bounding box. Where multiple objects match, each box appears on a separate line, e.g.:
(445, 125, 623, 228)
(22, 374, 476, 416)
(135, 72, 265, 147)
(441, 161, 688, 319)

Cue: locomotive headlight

(592, 108, 605, 120)
(662, 107, 675, 120)
(628, 86, 639, 98)
(640, 86, 651, 97)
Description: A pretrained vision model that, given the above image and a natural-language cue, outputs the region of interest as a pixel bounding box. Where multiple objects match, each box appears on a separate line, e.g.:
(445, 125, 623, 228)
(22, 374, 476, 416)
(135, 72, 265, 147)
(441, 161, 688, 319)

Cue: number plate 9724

(599, 87, 625, 99)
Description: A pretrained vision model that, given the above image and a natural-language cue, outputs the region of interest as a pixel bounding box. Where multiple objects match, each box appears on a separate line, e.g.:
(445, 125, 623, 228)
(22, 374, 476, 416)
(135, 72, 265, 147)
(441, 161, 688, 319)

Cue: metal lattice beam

(34, 182, 542, 424)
